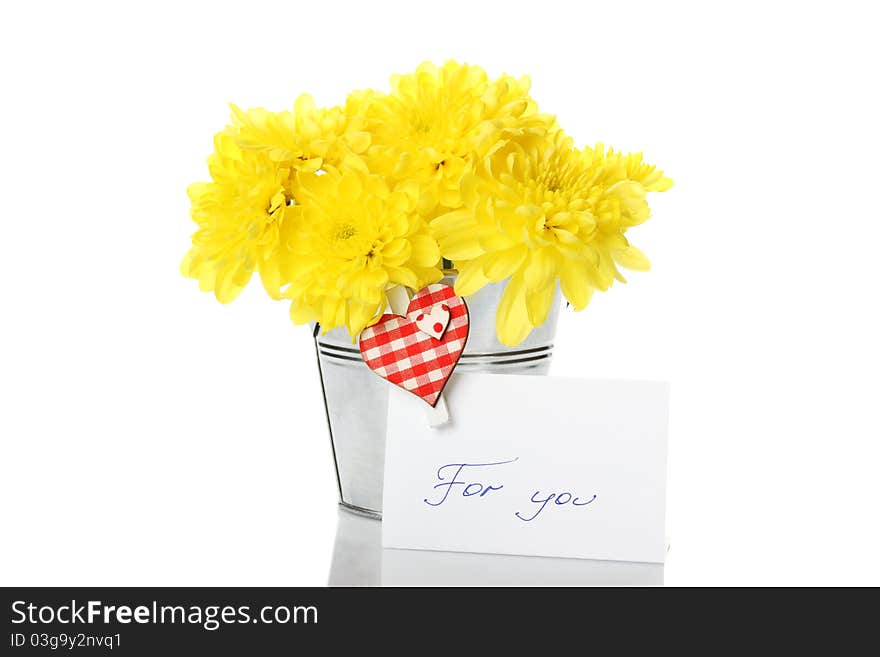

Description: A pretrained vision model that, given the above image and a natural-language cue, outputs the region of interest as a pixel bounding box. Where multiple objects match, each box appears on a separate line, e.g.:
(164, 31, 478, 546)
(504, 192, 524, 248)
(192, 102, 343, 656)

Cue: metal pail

(313, 275, 561, 518)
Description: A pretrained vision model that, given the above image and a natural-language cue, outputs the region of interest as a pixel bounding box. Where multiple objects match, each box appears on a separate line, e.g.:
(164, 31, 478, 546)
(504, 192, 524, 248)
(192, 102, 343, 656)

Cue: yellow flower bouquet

(182, 61, 671, 346)
(183, 61, 671, 516)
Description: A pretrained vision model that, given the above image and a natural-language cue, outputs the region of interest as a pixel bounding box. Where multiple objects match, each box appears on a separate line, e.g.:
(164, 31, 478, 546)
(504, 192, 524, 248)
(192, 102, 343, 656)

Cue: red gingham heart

(359, 284, 469, 407)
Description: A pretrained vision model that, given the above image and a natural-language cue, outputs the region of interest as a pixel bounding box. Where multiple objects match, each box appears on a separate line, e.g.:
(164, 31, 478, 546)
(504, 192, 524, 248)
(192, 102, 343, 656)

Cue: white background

(1, 0, 878, 586)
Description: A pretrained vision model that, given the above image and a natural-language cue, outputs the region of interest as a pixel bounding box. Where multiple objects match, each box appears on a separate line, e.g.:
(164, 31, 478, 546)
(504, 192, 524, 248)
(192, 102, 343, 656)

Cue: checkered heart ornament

(358, 284, 469, 407)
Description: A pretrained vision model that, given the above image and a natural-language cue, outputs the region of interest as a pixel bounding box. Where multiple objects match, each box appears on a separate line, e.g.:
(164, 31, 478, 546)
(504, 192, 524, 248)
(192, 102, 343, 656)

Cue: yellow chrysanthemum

(230, 93, 371, 174)
(358, 60, 555, 217)
(281, 169, 443, 338)
(182, 131, 294, 302)
(432, 131, 672, 346)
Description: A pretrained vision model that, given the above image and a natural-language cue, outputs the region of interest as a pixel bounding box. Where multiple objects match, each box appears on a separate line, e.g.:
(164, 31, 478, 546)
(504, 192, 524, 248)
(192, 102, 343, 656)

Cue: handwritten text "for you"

(422, 458, 597, 522)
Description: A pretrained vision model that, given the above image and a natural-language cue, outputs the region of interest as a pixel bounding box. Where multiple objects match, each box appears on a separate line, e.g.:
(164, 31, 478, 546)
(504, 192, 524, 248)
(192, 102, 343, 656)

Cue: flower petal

(409, 234, 441, 267)
(613, 244, 651, 271)
(455, 258, 491, 296)
(523, 247, 558, 291)
(495, 272, 533, 346)
(559, 257, 594, 311)
(526, 283, 556, 327)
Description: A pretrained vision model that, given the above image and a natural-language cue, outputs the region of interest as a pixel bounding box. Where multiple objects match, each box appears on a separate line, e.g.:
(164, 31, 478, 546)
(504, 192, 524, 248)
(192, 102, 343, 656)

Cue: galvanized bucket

(313, 274, 561, 518)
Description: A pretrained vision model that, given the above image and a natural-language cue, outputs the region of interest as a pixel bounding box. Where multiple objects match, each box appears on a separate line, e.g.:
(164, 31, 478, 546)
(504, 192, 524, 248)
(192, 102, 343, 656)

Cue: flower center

(536, 153, 583, 198)
(545, 179, 562, 193)
(539, 169, 568, 194)
(335, 223, 357, 240)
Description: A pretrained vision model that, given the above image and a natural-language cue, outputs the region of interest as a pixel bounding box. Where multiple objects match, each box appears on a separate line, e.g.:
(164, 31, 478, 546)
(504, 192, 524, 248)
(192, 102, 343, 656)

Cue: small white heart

(414, 303, 451, 340)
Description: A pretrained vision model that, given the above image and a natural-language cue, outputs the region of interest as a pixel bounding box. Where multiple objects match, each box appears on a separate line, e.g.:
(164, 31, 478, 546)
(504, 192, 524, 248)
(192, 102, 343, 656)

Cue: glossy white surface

(329, 510, 664, 586)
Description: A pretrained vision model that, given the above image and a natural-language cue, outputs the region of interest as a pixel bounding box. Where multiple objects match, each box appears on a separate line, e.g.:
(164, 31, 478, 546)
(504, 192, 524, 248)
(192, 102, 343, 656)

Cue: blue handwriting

(423, 458, 518, 507)
(515, 490, 597, 522)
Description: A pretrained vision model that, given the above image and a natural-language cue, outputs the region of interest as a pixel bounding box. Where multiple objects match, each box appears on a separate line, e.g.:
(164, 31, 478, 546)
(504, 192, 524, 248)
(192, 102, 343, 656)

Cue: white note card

(382, 373, 670, 564)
